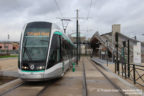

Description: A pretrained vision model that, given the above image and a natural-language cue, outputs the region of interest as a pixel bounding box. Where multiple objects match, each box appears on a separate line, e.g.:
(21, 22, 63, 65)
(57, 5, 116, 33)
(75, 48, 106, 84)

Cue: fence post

(118, 60, 120, 75)
(127, 40, 130, 78)
(133, 64, 136, 84)
(121, 63, 123, 77)
(115, 32, 119, 74)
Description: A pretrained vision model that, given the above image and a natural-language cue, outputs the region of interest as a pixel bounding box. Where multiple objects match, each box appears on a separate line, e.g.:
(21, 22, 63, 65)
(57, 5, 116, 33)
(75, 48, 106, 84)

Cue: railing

(119, 62, 144, 87)
(129, 64, 144, 87)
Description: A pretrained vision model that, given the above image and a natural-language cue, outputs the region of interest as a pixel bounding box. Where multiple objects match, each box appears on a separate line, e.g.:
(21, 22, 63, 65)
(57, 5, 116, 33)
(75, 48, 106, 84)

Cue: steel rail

(36, 85, 49, 96)
(0, 81, 25, 96)
(36, 79, 60, 96)
(88, 58, 127, 96)
(82, 61, 88, 96)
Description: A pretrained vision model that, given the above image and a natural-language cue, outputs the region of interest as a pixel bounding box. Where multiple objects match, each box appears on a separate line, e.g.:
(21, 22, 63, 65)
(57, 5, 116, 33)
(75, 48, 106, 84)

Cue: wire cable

(87, 0, 92, 20)
(54, 0, 63, 18)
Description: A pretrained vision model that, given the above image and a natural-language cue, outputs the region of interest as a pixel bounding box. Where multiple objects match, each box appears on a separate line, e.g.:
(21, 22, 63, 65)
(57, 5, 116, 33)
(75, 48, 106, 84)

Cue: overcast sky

(0, 0, 144, 41)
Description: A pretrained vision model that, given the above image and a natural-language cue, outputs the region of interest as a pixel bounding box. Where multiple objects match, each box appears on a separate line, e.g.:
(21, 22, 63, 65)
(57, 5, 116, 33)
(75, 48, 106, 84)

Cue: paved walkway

(0, 58, 18, 71)
(92, 57, 143, 96)
(83, 57, 123, 96)
(92, 58, 114, 65)
(0, 57, 143, 96)
(0, 58, 18, 77)
(0, 58, 83, 96)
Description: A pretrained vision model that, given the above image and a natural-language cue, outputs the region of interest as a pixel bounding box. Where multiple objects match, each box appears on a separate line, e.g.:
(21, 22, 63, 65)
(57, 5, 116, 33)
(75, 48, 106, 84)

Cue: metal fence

(129, 64, 144, 87)
(114, 37, 144, 87)
(115, 59, 144, 87)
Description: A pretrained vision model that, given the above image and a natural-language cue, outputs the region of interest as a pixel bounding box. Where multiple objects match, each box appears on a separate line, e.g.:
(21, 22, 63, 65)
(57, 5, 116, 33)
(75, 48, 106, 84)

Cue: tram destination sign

(27, 32, 50, 36)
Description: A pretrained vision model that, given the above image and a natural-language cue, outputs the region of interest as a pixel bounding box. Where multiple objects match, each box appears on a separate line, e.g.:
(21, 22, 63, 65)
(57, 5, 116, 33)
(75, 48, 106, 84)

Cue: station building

(69, 33, 92, 55)
(90, 24, 144, 63)
(0, 41, 19, 55)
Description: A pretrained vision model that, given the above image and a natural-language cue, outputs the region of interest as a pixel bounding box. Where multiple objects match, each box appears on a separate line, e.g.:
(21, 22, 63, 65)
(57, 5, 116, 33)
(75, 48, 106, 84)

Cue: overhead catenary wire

(54, 0, 63, 18)
(87, 0, 93, 20)
(54, 0, 71, 33)
(86, 0, 93, 38)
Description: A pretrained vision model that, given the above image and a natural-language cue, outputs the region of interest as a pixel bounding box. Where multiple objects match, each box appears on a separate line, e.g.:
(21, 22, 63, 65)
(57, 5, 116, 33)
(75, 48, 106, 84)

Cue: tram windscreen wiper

(24, 47, 32, 61)
(23, 39, 32, 61)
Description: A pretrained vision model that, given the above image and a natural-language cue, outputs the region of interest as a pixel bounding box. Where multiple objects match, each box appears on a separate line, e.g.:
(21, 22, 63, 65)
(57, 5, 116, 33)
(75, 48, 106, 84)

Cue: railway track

(36, 85, 49, 96)
(0, 79, 60, 96)
(35, 79, 60, 96)
(0, 81, 25, 96)
(0, 57, 131, 96)
(0, 62, 82, 96)
(86, 58, 127, 96)
(82, 61, 88, 96)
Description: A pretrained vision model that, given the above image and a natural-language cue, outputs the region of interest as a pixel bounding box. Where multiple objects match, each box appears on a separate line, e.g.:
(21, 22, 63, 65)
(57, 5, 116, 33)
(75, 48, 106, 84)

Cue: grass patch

(0, 55, 18, 58)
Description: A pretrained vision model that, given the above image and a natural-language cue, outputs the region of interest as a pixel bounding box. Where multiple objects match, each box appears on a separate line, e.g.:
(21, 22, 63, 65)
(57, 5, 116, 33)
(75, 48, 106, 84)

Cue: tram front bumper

(19, 70, 44, 81)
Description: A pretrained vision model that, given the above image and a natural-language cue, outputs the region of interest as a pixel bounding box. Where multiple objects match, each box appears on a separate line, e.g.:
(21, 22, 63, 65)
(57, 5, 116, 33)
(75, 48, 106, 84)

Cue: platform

(0, 57, 143, 96)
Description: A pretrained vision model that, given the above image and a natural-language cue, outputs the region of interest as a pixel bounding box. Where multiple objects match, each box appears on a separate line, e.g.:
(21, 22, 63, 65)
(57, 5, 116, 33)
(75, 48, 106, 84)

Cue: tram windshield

(22, 22, 51, 62)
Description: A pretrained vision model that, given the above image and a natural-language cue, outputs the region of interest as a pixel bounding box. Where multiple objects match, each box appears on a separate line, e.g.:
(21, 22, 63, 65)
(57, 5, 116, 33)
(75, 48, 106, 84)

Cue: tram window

(47, 34, 61, 68)
(61, 38, 67, 60)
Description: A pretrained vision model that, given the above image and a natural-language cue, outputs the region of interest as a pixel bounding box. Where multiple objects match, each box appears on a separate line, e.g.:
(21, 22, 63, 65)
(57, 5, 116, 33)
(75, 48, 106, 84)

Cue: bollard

(72, 62, 76, 72)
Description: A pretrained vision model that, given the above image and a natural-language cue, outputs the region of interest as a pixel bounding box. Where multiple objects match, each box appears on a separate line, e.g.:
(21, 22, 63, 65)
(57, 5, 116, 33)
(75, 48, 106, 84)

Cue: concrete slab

(0, 58, 18, 71)
(0, 57, 143, 96)
(92, 57, 143, 96)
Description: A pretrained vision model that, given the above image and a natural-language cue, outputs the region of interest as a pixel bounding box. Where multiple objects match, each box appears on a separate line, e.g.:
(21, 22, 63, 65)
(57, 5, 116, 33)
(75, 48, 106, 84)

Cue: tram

(18, 21, 76, 81)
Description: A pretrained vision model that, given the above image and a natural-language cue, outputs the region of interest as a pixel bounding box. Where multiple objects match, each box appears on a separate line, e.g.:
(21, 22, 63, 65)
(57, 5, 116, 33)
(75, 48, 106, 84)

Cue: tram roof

(54, 31, 76, 48)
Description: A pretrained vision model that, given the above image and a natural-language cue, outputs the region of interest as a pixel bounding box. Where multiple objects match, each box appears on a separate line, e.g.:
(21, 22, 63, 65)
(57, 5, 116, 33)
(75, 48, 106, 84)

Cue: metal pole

(112, 30, 114, 63)
(134, 36, 136, 40)
(122, 41, 127, 78)
(118, 59, 120, 75)
(127, 40, 130, 78)
(121, 53, 123, 77)
(115, 59, 117, 73)
(64, 28, 66, 33)
(79, 28, 81, 60)
(133, 64, 136, 84)
(115, 32, 119, 74)
(106, 40, 108, 66)
(76, 9, 79, 64)
(124, 46, 127, 78)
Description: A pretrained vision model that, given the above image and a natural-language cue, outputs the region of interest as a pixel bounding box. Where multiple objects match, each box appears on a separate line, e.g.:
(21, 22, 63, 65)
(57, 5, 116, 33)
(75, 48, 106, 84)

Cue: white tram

(18, 21, 76, 81)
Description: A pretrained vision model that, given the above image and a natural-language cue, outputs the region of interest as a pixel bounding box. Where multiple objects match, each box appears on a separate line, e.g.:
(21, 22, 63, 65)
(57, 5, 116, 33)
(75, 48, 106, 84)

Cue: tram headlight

(22, 66, 28, 70)
(37, 66, 45, 70)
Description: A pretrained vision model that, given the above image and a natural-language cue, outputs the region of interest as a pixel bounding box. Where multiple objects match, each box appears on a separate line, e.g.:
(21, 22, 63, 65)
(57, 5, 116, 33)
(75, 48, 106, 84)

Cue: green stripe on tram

(54, 31, 63, 35)
(54, 31, 76, 47)
(22, 70, 45, 72)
